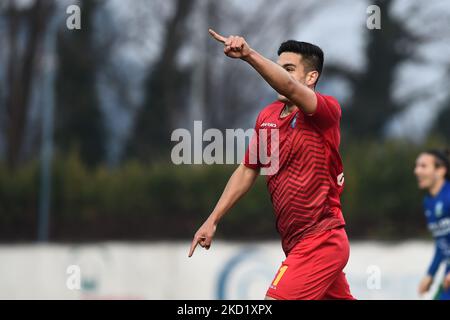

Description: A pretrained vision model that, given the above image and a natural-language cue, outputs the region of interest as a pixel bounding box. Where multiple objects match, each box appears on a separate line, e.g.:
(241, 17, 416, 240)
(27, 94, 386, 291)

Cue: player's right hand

(208, 29, 252, 60)
(418, 275, 433, 295)
(188, 219, 217, 257)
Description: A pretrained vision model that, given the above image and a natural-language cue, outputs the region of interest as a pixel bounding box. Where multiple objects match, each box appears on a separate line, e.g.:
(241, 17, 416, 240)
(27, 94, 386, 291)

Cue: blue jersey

(423, 181, 450, 277)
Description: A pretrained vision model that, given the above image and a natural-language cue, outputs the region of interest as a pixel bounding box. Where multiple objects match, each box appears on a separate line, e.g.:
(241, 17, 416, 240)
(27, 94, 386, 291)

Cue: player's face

(414, 153, 444, 190)
(277, 52, 307, 104)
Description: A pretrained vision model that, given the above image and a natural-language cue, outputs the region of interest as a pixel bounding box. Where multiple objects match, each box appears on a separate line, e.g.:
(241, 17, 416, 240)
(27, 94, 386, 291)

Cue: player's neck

(429, 179, 446, 197)
(284, 104, 298, 115)
(283, 85, 315, 115)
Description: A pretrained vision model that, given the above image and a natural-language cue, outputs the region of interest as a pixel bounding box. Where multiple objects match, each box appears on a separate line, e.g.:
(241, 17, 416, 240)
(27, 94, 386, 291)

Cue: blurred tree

(327, 0, 418, 141)
(3, 0, 54, 169)
(55, 0, 106, 167)
(431, 100, 450, 141)
(429, 59, 450, 140)
(127, 0, 196, 162)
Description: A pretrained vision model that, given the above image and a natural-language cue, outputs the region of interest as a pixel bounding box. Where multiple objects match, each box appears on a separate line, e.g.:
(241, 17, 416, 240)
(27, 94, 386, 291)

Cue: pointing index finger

(208, 28, 227, 44)
(188, 237, 199, 257)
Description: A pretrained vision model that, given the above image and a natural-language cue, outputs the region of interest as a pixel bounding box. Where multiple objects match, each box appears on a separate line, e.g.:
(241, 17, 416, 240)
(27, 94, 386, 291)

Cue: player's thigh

(322, 271, 355, 300)
(266, 228, 349, 299)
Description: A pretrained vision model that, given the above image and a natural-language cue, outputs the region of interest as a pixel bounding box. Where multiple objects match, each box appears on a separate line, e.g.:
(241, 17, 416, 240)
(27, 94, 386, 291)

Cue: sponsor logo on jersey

(428, 217, 450, 237)
(261, 122, 277, 128)
(290, 113, 298, 128)
(435, 201, 444, 218)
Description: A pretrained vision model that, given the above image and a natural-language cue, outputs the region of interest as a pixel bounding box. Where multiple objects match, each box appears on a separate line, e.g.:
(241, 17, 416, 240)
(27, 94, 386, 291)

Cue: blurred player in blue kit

(415, 149, 450, 300)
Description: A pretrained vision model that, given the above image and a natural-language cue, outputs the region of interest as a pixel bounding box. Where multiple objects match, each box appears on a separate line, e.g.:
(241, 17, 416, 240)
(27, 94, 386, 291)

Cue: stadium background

(1, 0, 450, 299)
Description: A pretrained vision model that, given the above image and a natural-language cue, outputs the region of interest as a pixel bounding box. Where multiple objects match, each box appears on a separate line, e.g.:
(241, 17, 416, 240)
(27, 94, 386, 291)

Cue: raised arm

(208, 29, 317, 114)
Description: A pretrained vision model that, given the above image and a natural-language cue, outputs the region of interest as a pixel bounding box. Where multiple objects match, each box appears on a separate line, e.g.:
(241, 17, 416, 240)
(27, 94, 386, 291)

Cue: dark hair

(278, 40, 324, 86)
(425, 148, 450, 180)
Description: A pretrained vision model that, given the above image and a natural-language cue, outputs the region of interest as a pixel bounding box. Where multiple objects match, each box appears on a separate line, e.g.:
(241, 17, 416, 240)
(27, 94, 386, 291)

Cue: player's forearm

(427, 247, 443, 277)
(243, 49, 316, 113)
(208, 164, 258, 225)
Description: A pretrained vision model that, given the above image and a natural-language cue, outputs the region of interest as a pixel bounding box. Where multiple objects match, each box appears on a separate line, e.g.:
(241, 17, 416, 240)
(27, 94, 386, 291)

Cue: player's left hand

(444, 272, 450, 290)
(188, 218, 217, 257)
(208, 29, 252, 59)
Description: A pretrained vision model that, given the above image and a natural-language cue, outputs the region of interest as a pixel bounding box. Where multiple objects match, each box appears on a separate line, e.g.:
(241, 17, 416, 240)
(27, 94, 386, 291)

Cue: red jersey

(243, 92, 346, 255)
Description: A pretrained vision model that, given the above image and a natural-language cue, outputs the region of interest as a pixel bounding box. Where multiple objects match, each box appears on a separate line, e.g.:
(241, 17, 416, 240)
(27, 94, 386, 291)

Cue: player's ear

(306, 70, 319, 87)
(437, 166, 447, 179)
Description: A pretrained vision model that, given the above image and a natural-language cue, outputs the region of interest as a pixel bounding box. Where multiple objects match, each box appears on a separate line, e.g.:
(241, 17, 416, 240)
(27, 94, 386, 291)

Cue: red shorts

(266, 227, 355, 300)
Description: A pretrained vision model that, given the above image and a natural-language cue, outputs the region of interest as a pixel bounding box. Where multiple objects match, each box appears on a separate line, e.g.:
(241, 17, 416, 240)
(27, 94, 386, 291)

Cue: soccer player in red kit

(188, 29, 354, 300)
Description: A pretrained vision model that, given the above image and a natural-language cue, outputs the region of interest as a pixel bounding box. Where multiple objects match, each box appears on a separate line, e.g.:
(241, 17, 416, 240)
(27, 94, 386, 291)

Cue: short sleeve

(307, 93, 341, 129)
(242, 113, 262, 170)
